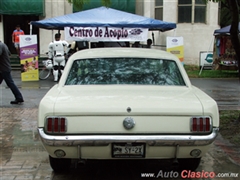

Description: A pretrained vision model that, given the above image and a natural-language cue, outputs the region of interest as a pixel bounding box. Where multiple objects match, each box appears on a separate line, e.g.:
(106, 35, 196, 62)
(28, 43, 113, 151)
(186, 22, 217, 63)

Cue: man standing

(146, 39, 153, 48)
(0, 41, 24, 104)
(12, 25, 24, 57)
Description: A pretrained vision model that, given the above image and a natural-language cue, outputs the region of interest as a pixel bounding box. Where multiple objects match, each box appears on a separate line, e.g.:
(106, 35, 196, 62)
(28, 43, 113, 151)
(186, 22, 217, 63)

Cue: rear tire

(49, 155, 71, 172)
(39, 68, 51, 80)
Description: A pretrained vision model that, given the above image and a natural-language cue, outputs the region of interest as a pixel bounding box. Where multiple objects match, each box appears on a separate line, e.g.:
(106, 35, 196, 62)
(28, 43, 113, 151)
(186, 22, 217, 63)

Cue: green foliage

(204, 0, 240, 27)
(67, 0, 90, 10)
(67, 0, 111, 10)
(220, 5, 232, 27)
(219, 0, 240, 27)
(202, 0, 220, 3)
(101, 0, 111, 7)
(184, 65, 239, 78)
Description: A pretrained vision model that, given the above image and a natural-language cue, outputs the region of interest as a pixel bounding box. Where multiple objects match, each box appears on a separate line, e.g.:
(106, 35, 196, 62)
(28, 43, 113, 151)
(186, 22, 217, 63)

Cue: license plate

(112, 143, 145, 158)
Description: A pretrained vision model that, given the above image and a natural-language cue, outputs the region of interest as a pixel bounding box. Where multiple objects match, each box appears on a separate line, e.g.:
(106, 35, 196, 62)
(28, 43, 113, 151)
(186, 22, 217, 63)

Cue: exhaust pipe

(78, 159, 86, 165)
(77, 145, 86, 166)
(172, 145, 179, 169)
(172, 158, 179, 169)
(76, 159, 86, 169)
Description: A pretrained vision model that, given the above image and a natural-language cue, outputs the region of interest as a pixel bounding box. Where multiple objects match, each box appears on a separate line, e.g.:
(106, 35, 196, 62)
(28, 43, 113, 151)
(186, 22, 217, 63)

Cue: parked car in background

(38, 48, 219, 172)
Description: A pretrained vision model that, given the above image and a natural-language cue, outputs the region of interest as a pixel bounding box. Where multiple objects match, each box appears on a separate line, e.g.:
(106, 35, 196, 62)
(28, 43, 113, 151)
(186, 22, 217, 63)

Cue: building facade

(0, 0, 219, 66)
(143, 0, 219, 65)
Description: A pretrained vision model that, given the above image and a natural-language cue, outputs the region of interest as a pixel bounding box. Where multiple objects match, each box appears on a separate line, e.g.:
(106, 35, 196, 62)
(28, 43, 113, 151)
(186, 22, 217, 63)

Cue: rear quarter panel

(192, 86, 219, 127)
(38, 84, 59, 127)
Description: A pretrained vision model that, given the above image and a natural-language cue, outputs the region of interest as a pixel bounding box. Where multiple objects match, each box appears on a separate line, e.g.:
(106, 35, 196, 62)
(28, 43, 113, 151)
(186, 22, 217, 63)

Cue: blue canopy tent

(30, 6, 176, 31)
(214, 23, 240, 35)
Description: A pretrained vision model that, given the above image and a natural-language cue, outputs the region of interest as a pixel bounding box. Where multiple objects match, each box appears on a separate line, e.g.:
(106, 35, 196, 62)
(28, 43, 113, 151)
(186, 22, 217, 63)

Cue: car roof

(69, 47, 180, 62)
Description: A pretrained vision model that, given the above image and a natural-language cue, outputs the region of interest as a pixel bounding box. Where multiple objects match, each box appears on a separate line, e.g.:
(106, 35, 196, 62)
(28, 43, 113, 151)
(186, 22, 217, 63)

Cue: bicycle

(39, 45, 73, 80)
(39, 59, 53, 80)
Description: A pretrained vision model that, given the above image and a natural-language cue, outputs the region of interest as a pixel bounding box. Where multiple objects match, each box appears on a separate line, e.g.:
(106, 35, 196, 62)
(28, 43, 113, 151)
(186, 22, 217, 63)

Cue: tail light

(46, 116, 67, 133)
(190, 116, 212, 133)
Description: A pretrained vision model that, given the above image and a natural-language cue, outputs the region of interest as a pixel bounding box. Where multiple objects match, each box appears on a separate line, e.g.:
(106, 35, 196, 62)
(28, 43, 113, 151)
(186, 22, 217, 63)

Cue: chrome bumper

(38, 128, 219, 146)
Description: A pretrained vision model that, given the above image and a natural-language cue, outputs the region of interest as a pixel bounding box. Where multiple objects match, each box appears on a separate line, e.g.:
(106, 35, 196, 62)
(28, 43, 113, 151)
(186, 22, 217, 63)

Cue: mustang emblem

(123, 117, 135, 129)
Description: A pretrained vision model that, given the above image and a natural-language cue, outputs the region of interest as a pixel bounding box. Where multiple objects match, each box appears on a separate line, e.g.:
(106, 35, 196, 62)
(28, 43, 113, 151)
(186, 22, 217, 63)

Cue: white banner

(166, 37, 184, 63)
(64, 27, 148, 41)
(19, 35, 39, 81)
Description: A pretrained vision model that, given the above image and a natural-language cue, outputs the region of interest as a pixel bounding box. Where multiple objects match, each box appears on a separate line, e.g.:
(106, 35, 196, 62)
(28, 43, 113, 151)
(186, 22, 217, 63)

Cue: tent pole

(51, 30, 54, 42)
(30, 24, 32, 35)
(152, 32, 155, 45)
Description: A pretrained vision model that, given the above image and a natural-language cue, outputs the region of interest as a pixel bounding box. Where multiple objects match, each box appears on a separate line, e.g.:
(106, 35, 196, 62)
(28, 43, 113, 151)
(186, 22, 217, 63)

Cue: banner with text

(166, 37, 184, 63)
(64, 27, 148, 41)
(20, 35, 39, 81)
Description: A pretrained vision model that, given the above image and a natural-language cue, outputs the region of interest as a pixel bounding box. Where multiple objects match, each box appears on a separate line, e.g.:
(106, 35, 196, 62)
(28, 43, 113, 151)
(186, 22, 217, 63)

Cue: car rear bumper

(38, 127, 219, 147)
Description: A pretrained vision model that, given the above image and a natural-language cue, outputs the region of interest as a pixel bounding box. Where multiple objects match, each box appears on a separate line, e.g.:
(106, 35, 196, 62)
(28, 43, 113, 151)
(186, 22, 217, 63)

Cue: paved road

(0, 71, 240, 180)
(190, 78, 240, 110)
(1, 71, 240, 110)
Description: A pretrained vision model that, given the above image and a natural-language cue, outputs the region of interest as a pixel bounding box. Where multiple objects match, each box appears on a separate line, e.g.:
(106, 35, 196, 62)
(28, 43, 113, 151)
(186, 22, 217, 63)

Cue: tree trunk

(226, 0, 240, 80)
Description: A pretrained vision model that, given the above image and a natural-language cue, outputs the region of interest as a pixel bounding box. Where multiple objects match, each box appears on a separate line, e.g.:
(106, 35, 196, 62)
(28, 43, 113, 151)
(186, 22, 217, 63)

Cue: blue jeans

(0, 71, 23, 100)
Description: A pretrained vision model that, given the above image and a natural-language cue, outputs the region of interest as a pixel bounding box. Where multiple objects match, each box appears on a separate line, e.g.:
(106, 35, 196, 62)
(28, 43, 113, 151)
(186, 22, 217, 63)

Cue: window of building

(155, 0, 163, 20)
(178, 0, 206, 23)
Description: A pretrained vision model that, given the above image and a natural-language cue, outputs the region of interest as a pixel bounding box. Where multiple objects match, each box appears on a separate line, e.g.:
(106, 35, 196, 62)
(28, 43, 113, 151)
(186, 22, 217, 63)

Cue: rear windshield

(65, 58, 185, 86)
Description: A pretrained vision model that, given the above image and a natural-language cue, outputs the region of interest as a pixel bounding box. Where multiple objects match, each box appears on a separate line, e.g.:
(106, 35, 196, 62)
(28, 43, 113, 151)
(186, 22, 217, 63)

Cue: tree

(226, 0, 240, 80)
(66, 0, 111, 11)
(205, 0, 240, 79)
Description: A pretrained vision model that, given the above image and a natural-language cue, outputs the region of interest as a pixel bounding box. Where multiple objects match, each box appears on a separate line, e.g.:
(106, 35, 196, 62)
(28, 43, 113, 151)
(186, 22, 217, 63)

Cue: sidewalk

(0, 70, 55, 108)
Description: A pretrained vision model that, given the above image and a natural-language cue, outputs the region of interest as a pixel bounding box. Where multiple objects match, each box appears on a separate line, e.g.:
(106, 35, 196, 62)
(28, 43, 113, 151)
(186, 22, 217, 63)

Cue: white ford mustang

(38, 48, 219, 172)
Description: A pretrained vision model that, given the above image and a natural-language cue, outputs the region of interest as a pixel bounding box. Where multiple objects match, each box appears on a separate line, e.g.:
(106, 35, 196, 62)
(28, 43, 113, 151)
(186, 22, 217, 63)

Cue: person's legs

(16, 48, 20, 56)
(14, 43, 20, 56)
(1, 71, 24, 104)
(53, 57, 64, 82)
(60, 59, 65, 75)
(53, 61, 59, 82)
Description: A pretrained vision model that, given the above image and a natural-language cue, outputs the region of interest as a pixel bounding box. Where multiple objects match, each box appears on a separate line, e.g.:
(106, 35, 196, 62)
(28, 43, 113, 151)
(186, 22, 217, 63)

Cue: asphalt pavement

(0, 70, 240, 110)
